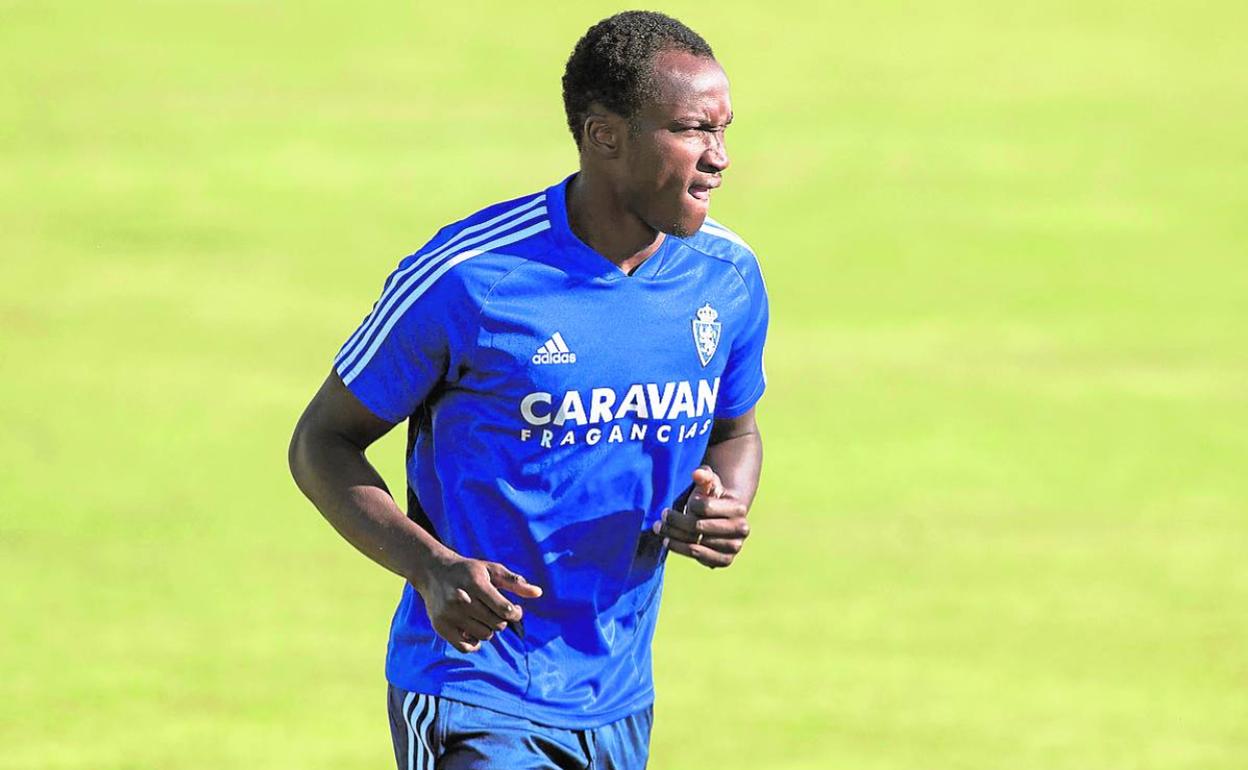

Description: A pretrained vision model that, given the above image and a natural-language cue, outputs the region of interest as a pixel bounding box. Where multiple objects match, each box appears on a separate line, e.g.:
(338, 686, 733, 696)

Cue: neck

(566, 171, 664, 274)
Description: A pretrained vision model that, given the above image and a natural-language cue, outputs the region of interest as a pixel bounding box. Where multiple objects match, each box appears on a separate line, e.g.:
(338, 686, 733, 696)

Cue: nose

(700, 130, 730, 174)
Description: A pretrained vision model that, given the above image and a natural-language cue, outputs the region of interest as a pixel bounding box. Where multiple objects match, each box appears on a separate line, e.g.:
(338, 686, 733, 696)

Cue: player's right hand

(414, 555, 543, 653)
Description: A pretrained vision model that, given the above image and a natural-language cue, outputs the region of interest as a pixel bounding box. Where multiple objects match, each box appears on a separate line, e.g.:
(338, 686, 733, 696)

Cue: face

(619, 50, 732, 237)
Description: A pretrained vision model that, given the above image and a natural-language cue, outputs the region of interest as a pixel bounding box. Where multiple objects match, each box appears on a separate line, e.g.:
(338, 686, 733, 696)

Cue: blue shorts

(387, 684, 653, 770)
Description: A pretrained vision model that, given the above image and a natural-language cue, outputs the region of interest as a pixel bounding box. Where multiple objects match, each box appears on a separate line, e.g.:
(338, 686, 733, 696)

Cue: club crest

(691, 303, 721, 367)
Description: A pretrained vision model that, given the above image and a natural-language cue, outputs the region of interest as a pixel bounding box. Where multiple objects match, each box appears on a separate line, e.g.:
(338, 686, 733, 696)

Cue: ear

(581, 108, 623, 159)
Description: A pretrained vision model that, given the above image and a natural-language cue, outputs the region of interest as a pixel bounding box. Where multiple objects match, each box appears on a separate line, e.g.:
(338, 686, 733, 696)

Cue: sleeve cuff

(714, 377, 766, 419)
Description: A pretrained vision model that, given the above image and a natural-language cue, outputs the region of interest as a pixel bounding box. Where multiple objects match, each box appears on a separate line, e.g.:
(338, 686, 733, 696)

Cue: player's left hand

(653, 465, 750, 569)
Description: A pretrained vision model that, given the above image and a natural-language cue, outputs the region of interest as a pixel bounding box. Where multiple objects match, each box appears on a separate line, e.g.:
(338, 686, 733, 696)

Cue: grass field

(2, 1, 1246, 768)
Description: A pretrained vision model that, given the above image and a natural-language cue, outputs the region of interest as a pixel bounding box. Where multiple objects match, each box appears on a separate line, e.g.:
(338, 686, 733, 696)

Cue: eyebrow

(673, 114, 734, 126)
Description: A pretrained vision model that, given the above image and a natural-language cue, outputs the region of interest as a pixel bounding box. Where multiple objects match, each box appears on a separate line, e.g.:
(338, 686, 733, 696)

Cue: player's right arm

(288, 371, 541, 653)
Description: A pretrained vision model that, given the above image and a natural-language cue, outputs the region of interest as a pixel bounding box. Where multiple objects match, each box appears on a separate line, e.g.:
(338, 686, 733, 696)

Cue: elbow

(288, 416, 330, 508)
(288, 415, 312, 487)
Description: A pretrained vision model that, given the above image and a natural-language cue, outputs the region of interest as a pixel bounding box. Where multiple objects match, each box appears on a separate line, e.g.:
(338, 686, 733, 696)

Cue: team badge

(691, 303, 721, 367)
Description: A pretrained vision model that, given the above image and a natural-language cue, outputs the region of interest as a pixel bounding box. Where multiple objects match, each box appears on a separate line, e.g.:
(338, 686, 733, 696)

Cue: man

(289, 10, 767, 769)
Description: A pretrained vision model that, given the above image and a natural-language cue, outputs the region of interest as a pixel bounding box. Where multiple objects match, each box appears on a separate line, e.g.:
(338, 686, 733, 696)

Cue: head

(562, 11, 732, 237)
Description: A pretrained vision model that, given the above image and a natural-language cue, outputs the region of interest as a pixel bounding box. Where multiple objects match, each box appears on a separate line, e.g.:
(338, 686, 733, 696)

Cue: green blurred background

(2, 1, 1246, 767)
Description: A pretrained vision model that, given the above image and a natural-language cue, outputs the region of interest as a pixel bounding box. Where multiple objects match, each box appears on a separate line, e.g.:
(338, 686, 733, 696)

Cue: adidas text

(532, 351, 578, 365)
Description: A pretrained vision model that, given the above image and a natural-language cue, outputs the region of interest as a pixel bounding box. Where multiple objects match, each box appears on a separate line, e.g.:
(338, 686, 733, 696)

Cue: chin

(666, 210, 708, 239)
(641, 195, 708, 238)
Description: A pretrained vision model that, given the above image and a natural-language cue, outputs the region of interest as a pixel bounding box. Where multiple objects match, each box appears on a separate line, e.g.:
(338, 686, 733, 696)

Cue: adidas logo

(532, 332, 577, 365)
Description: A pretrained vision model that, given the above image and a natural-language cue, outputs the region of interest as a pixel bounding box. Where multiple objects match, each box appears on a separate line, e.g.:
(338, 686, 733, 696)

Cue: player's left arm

(657, 408, 762, 568)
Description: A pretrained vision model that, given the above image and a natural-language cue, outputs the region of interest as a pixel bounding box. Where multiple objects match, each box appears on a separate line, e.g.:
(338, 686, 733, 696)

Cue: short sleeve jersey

(333, 174, 768, 729)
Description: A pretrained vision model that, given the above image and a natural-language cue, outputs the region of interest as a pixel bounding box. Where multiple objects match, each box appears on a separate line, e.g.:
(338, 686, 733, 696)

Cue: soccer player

(289, 10, 768, 769)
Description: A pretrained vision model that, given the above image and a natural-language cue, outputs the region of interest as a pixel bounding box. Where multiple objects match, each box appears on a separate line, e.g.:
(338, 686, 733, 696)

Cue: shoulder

(392, 187, 556, 304)
(688, 216, 758, 256)
(678, 217, 766, 294)
(407, 187, 553, 271)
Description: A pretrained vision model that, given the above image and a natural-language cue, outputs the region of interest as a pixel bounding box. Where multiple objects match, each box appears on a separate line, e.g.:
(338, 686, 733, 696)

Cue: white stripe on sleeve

(335, 194, 547, 369)
(340, 219, 551, 385)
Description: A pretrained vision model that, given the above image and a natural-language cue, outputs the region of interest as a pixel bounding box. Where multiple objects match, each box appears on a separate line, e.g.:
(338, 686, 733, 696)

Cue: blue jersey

(333, 174, 769, 729)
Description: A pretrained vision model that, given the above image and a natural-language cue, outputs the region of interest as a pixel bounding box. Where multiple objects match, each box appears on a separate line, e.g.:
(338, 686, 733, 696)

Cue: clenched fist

(415, 555, 543, 653)
(653, 465, 751, 569)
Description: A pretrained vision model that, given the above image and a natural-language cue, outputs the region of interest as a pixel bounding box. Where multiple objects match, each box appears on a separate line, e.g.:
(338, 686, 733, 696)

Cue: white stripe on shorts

(403, 692, 437, 770)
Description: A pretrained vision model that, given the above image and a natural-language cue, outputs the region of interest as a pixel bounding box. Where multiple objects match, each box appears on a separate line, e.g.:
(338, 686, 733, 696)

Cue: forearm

(703, 426, 762, 506)
(288, 426, 450, 590)
(658, 415, 762, 568)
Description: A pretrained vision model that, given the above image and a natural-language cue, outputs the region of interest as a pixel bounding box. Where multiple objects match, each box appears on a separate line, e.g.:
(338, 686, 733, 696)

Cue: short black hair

(562, 11, 715, 147)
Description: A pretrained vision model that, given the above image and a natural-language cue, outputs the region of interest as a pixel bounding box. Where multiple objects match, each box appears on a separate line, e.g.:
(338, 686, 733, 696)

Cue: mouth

(687, 179, 720, 202)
